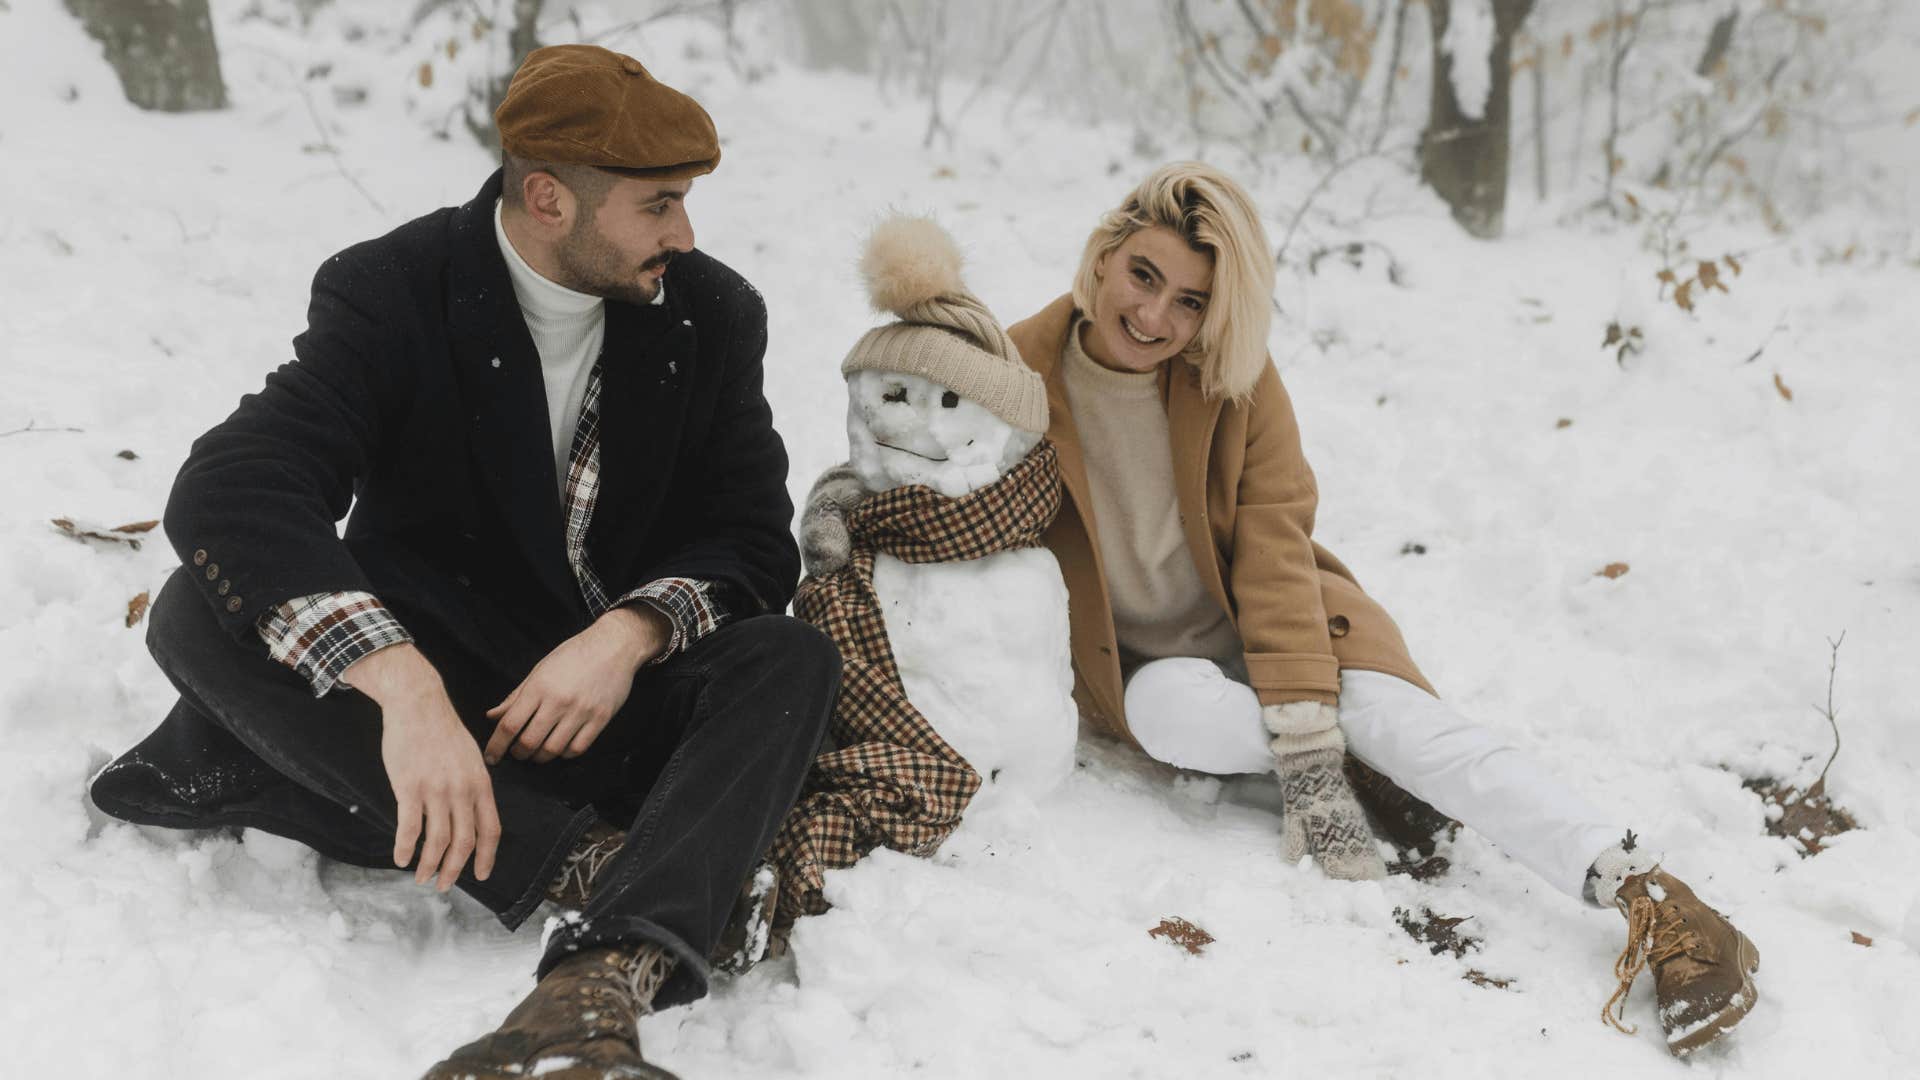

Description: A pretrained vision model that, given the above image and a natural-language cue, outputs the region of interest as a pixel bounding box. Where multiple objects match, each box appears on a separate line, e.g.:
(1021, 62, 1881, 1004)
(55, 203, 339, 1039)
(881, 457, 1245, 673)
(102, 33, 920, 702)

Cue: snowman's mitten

(800, 463, 871, 576)
(1264, 701, 1387, 881)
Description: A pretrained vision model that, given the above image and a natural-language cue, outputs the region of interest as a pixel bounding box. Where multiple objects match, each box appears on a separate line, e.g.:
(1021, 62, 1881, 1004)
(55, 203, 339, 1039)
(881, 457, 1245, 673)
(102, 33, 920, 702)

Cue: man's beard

(554, 218, 672, 306)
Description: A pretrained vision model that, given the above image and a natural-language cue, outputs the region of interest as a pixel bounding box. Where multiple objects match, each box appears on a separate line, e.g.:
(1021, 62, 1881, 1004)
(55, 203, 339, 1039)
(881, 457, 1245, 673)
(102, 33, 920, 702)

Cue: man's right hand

(344, 643, 502, 891)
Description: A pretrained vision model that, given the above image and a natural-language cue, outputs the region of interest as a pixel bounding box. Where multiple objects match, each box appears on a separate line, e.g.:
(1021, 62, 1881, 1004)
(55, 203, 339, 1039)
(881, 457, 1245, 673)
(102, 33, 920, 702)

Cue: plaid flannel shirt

(258, 358, 724, 696)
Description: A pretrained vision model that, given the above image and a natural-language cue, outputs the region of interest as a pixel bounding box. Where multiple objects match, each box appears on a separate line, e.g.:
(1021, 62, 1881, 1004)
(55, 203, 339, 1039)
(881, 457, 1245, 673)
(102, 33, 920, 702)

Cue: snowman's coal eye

(882, 385, 908, 404)
(940, 391, 960, 409)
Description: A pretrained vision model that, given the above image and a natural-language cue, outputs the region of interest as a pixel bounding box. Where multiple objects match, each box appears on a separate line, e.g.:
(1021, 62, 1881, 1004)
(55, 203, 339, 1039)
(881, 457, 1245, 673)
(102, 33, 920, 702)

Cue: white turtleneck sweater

(493, 199, 664, 494)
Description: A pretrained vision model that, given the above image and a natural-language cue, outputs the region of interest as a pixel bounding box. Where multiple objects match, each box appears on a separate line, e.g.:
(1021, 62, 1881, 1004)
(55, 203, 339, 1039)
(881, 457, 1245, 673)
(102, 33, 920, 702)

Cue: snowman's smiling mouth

(876, 440, 950, 463)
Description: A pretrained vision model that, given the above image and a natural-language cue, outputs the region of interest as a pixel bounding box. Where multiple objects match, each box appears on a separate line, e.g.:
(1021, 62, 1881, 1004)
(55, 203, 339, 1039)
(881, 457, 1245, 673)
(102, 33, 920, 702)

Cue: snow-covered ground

(4, 3, 1918, 1077)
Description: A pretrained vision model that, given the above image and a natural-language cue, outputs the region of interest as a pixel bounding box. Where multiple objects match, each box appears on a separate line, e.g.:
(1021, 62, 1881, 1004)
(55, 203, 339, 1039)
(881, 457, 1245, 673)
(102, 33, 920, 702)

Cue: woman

(806, 163, 1758, 1057)
(1002, 162, 1758, 1057)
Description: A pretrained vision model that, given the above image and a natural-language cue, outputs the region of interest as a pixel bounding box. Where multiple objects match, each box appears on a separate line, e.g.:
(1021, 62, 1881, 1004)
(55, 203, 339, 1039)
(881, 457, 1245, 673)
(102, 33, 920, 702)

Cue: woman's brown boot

(1602, 868, 1761, 1056)
(420, 944, 678, 1079)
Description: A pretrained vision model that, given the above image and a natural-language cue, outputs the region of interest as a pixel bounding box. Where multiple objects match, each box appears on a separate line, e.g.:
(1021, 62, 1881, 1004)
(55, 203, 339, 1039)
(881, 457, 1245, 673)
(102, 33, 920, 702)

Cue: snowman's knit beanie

(841, 214, 1049, 434)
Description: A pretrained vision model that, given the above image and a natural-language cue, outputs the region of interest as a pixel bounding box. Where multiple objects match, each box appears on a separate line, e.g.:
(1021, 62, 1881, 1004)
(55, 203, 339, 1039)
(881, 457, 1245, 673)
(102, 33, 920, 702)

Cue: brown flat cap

(494, 44, 720, 179)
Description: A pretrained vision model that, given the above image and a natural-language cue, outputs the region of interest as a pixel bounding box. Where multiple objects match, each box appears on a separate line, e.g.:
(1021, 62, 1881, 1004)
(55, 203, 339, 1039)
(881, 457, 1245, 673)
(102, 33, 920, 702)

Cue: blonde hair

(1071, 162, 1274, 402)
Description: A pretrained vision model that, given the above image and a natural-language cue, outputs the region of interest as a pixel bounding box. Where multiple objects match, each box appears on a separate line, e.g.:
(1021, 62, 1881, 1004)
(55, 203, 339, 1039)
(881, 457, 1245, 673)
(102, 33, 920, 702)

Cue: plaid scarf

(769, 440, 1063, 925)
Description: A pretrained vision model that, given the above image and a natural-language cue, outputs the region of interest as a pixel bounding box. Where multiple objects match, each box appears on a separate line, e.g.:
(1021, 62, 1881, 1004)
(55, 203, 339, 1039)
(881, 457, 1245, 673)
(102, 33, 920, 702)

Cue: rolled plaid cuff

(257, 590, 414, 697)
(615, 577, 727, 664)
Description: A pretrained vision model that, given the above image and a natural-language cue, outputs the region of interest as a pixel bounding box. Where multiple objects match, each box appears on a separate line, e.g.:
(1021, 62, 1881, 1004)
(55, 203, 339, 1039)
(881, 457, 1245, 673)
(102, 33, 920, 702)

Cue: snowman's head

(840, 214, 1049, 497)
(846, 370, 1040, 496)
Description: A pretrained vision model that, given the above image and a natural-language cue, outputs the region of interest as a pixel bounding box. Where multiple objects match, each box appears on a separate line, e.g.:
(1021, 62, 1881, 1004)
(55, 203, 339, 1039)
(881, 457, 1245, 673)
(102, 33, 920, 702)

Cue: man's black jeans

(93, 569, 839, 1009)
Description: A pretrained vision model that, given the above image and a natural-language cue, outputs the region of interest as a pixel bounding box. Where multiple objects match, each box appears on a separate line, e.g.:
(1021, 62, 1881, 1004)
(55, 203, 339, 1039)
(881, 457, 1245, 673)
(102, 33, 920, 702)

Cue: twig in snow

(1808, 631, 1845, 798)
(1, 420, 85, 438)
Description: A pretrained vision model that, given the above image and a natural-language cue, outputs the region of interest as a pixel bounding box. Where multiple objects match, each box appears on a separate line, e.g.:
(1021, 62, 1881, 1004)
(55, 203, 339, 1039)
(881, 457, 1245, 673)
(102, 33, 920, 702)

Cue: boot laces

(1602, 892, 1701, 1034)
(548, 828, 623, 906)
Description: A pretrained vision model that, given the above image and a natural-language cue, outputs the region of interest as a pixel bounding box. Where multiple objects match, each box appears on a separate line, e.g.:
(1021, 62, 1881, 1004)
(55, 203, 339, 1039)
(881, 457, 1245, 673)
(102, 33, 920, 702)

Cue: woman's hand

(1264, 701, 1387, 881)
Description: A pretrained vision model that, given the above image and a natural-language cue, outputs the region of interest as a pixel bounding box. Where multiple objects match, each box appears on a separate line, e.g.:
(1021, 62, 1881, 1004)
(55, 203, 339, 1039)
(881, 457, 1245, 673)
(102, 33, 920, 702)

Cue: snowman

(795, 214, 1078, 815)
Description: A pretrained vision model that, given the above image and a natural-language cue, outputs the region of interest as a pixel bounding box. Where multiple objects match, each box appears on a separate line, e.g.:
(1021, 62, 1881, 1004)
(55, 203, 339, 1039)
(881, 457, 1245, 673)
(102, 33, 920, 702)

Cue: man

(89, 44, 838, 1079)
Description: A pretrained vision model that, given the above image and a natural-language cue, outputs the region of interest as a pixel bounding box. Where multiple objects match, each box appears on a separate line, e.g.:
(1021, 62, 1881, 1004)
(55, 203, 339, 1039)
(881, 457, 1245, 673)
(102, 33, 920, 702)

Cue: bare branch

(1, 420, 86, 437)
(1810, 631, 1845, 796)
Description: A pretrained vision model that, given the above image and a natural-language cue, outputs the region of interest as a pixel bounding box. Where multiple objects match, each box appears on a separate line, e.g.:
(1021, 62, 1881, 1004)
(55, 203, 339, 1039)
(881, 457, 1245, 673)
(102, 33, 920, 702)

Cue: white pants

(1124, 658, 1624, 900)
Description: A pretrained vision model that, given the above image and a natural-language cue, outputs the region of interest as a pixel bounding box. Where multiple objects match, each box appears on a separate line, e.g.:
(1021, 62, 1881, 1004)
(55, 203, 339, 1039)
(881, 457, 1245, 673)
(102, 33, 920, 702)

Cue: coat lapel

(1165, 359, 1233, 619)
(445, 172, 581, 617)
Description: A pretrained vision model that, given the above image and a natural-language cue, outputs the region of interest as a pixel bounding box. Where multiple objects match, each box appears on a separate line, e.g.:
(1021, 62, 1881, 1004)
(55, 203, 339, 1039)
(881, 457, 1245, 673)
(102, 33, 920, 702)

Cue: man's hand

(483, 605, 670, 765)
(344, 643, 501, 891)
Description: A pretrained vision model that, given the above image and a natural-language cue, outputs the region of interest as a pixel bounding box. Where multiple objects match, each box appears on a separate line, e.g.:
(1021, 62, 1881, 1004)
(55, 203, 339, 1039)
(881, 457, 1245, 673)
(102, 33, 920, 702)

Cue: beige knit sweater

(1059, 319, 1244, 676)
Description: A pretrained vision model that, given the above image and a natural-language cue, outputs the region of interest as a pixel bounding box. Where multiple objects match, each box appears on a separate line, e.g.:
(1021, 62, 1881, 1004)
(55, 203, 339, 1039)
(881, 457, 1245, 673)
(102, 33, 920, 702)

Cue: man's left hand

(484, 606, 671, 764)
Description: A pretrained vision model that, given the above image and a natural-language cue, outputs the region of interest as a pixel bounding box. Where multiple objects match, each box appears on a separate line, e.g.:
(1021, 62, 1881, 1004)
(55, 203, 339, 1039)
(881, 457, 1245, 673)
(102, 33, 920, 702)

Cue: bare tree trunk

(1530, 40, 1547, 199)
(1418, 0, 1535, 239)
(65, 0, 227, 112)
(465, 0, 544, 151)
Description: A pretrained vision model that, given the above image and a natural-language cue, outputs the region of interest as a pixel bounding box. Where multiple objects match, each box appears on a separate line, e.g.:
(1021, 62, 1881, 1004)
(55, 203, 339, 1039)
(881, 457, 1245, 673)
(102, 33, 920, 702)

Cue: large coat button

(192, 549, 208, 566)
(1327, 614, 1351, 638)
(225, 597, 243, 613)
(205, 564, 220, 581)
(216, 580, 231, 597)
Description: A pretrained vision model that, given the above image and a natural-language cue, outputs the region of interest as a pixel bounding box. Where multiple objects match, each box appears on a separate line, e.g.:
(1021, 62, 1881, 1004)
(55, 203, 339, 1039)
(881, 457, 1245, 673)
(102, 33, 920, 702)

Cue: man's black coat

(165, 171, 799, 679)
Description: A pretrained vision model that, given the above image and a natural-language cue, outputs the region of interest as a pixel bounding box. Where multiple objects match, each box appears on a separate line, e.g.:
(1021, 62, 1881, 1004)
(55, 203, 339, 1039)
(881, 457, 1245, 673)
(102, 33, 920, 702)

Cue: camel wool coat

(1007, 296, 1433, 749)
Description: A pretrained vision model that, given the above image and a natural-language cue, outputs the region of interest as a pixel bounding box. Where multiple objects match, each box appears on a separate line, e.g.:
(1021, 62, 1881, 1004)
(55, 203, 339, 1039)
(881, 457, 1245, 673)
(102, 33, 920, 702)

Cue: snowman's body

(872, 546, 1076, 803)
(844, 368, 1080, 805)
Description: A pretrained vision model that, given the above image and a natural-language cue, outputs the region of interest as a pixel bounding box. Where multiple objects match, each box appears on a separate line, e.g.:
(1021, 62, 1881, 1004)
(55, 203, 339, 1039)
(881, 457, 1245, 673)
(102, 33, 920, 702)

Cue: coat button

(205, 564, 220, 581)
(217, 580, 231, 597)
(192, 549, 208, 566)
(1327, 614, 1351, 638)
(225, 597, 243, 613)
(455, 574, 472, 588)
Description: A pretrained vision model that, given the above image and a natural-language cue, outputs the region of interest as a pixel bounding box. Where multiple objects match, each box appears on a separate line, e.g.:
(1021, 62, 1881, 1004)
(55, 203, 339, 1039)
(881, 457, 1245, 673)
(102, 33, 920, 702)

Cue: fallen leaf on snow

(1851, 931, 1872, 947)
(126, 591, 151, 628)
(1596, 562, 1630, 579)
(1774, 373, 1794, 402)
(1148, 916, 1214, 956)
(50, 517, 160, 550)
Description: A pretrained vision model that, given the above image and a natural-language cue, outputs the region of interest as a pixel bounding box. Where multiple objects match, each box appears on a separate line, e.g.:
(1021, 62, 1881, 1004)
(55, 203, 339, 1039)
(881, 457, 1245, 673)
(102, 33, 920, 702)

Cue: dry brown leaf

(931, 166, 956, 179)
(1725, 253, 1743, 276)
(1905, 107, 1920, 128)
(1851, 930, 1873, 947)
(1556, 418, 1573, 429)
(1673, 279, 1695, 312)
(418, 62, 434, 89)
(1597, 562, 1630, 579)
(1656, 268, 1677, 285)
(126, 591, 151, 629)
(50, 517, 154, 550)
(1774, 373, 1794, 402)
(1602, 322, 1623, 348)
(1697, 260, 1725, 292)
(1148, 916, 1215, 956)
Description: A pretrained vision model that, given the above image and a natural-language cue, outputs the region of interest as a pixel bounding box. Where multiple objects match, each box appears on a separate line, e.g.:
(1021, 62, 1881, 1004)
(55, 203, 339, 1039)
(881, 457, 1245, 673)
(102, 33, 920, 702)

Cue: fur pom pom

(860, 214, 965, 315)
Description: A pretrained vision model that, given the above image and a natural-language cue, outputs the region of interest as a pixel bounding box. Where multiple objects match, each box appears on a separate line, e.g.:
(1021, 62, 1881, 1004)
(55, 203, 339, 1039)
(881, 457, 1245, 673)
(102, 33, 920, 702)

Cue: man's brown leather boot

(1604, 868, 1761, 1056)
(420, 944, 678, 1080)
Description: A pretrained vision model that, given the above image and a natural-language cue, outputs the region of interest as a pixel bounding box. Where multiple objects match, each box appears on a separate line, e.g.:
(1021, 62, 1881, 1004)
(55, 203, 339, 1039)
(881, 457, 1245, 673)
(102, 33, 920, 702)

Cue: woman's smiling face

(1079, 226, 1213, 374)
